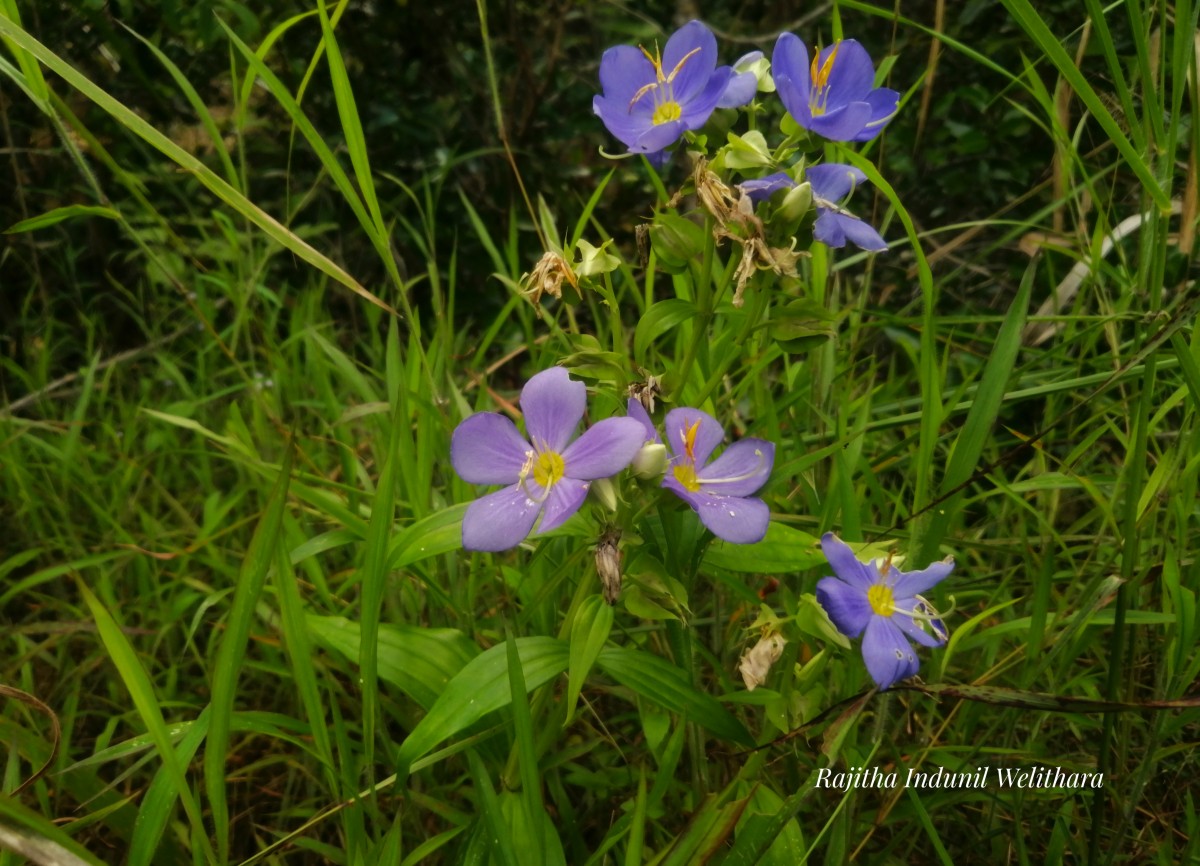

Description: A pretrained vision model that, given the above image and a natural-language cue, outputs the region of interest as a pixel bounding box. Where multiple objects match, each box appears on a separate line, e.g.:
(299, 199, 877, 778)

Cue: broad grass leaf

(307, 615, 479, 710)
(596, 647, 753, 747)
(396, 637, 570, 774)
(566, 594, 614, 723)
(703, 523, 823, 574)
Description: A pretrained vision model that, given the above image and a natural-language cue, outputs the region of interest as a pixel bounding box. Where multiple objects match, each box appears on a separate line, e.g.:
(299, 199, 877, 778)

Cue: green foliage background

(1, 1, 1198, 864)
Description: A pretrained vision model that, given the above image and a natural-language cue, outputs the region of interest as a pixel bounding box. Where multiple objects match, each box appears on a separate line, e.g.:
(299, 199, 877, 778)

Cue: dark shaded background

(1, 0, 1107, 400)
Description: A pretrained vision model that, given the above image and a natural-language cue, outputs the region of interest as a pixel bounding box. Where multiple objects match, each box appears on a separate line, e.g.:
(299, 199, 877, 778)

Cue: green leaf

(634, 298, 698, 364)
(76, 581, 216, 865)
(467, 751, 521, 866)
(0, 795, 107, 866)
(307, 615, 479, 710)
(917, 260, 1033, 565)
(649, 213, 705, 273)
(566, 595, 614, 723)
(997, 0, 1171, 212)
(359, 399, 405, 779)
(396, 637, 570, 776)
(596, 647, 753, 747)
(388, 503, 467, 567)
(0, 16, 395, 315)
(4, 204, 119, 233)
(204, 444, 293, 862)
(703, 523, 823, 574)
(769, 297, 836, 354)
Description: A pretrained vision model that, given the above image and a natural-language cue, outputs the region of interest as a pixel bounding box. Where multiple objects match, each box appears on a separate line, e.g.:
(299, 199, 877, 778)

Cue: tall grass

(1, 1, 1198, 864)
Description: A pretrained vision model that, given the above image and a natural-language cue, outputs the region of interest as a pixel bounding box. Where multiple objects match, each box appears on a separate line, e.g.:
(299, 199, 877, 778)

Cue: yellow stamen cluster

(867, 583, 895, 616)
(682, 418, 701, 460)
(672, 462, 702, 493)
(533, 451, 565, 488)
(629, 43, 702, 125)
(808, 41, 842, 117)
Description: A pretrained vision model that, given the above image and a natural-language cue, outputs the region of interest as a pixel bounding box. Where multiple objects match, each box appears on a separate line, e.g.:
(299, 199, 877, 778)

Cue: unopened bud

(631, 442, 668, 481)
(738, 632, 787, 691)
(732, 50, 775, 93)
(779, 181, 812, 223)
(595, 529, 622, 605)
(591, 476, 618, 512)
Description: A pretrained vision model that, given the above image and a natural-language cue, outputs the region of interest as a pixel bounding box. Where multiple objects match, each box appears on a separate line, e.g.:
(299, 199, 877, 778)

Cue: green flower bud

(631, 442, 668, 481)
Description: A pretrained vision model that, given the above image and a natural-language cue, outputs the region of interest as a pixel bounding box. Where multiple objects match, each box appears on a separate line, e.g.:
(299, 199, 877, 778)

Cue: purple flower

(739, 171, 795, 205)
(806, 163, 887, 251)
(451, 368, 646, 552)
(816, 533, 953, 690)
(772, 35, 899, 142)
(739, 167, 886, 252)
(593, 21, 755, 164)
(660, 408, 774, 543)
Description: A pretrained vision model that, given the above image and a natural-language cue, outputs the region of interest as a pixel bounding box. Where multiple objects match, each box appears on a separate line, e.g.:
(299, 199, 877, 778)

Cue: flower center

(867, 583, 895, 616)
(808, 41, 841, 117)
(533, 451, 565, 488)
(652, 101, 682, 125)
(672, 462, 702, 492)
(629, 44, 702, 115)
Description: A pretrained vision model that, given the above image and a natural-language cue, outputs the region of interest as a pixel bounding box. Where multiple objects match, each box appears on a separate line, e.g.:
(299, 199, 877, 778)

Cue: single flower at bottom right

(816, 533, 953, 690)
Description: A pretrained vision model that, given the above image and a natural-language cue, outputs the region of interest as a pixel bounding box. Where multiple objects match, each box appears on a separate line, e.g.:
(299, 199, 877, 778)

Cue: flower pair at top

(593, 21, 898, 164)
(450, 367, 775, 551)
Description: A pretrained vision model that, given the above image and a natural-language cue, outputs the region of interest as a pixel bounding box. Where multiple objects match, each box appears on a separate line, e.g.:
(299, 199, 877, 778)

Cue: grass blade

(75, 581, 216, 865)
(203, 442, 294, 861)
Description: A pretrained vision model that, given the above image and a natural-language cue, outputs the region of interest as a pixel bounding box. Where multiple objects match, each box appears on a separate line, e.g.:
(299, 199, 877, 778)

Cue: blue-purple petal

(858, 88, 900, 138)
(805, 163, 867, 202)
(560, 416, 646, 479)
(889, 557, 955, 597)
(633, 118, 688, 154)
(676, 488, 770, 543)
(813, 209, 848, 248)
(816, 577, 872, 638)
(626, 397, 660, 443)
(593, 95, 650, 149)
(598, 44, 656, 105)
(820, 533, 879, 591)
(450, 412, 530, 485)
(821, 40, 876, 106)
(861, 616, 919, 689)
(697, 437, 774, 496)
(681, 65, 733, 127)
(740, 172, 795, 205)
(662, 20, 718, 104)
(662, 407, 726, 467)
(536, 478, 590, 534)
(771, 33, 811, 124)
(838, 215, 888, 252)
(521, 367, 585, 453)
(808, 100, 873, 141)
(462, 484, 542, 552)
(717, 70, 758, 108)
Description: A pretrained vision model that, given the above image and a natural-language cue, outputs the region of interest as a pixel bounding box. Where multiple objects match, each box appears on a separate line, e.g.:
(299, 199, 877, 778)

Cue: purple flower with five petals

(807, 164, 887, 251)
(816, 533, 953, 690)
(772, 35, 899, 142)
(593, 21, 756, 165)
(660, 408, 774, 543)
(451, 368, 646, 552)
(739, 166, 886, 252)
